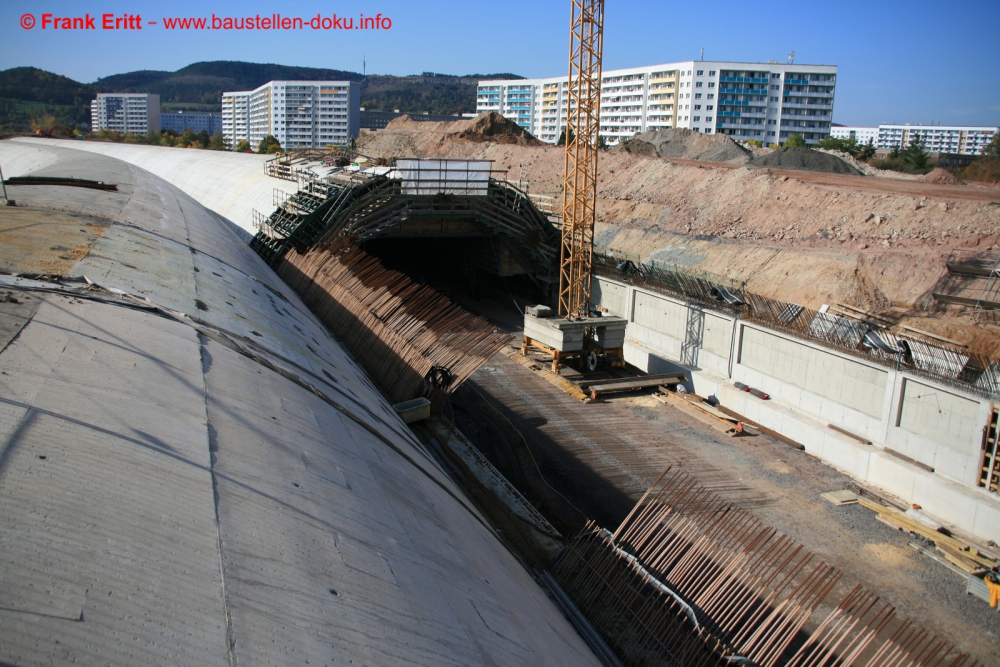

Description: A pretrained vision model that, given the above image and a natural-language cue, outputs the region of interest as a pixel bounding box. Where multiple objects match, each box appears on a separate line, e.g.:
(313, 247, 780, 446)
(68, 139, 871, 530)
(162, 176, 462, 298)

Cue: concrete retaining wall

(593, 275, 1000, 542)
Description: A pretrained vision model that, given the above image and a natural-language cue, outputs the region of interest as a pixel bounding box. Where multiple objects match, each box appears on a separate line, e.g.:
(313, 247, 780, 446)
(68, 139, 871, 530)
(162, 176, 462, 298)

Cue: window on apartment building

(696, 82, 703, 88)
(772, 73, 780, 78)
(770, 96, 779, 102)
(697, 70, 704, 76)
(707, 105, 714, 111)
(709, 71, 716, 76)
(694, 105, 702, 110)
(708, 82, 715, 88)
(686, 93, 691, 99)
(770, 85, 779, 90)
(708, 94, 714, 99)
(695, 93, 702, 99)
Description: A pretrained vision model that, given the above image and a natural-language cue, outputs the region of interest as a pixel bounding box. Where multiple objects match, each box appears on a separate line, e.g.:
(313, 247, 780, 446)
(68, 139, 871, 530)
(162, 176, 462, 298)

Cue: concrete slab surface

(0, 141, 602, 666)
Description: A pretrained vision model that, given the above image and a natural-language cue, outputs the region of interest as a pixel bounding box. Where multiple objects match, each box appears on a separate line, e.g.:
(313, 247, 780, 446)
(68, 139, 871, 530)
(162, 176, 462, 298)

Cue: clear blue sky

(1, 0, 998, 126)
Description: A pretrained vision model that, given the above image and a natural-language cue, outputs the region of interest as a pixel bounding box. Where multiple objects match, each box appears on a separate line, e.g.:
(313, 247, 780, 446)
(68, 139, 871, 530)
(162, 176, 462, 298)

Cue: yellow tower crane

(559, 0, 605, 319)
(522, 0, 627, 374)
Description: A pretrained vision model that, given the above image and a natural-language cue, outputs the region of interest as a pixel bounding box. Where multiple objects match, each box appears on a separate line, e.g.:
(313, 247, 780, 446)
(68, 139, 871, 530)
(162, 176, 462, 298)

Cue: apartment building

(90, 93, 160, 134)
(160, 111, 223, 135)
(876, 125, 996, 155)
(222, 81, 360, 150)
(829, 126, 878, 145)
(478, 61, 838, 146)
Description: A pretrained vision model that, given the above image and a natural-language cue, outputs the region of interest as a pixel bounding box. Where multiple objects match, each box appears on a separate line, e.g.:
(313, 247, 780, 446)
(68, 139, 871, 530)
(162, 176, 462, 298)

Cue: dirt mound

(749, 147, 863, 175)
(631, 128, 752, 164)
(610, 138, 659, 157)
(455, 112, 544, 146)
(919, 167, 964, 185)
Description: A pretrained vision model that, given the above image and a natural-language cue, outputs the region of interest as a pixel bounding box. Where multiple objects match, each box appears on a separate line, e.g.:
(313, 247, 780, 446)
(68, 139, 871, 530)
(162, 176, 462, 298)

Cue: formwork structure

(250, 159, 559, 293)
(553, 468, 987, 667)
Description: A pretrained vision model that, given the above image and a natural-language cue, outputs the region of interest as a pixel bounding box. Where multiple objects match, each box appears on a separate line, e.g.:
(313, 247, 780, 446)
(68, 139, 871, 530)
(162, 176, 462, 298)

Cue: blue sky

(1, 0, 998, 127)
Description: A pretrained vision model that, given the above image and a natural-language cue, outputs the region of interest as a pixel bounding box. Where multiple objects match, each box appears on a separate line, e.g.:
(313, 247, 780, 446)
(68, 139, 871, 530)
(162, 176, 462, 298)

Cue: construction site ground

(444, 298, 1000, 664)
(357, 114, 1000, 355)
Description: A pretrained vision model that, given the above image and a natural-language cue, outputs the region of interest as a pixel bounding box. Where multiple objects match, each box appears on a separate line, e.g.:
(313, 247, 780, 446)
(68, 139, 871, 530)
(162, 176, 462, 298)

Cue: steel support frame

(558, 0, 604, 319)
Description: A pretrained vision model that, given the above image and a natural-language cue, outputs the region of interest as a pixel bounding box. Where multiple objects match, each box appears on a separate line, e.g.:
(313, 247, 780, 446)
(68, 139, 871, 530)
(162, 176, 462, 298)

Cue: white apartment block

(222, 81, 360, 151)
(90, 93, 160, 134)
(478, 61, 838, 146)
(222, 92, 250, 148)
(829, 126, 878, 145)
(876, 125, 996, 155)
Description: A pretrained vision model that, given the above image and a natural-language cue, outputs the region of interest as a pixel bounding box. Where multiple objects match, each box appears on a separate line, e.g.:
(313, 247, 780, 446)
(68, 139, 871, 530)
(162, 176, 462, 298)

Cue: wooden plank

(828, 423, 871, 445)
(932, 293, 1000, 310)
(503, 347, 591, 403)
(654, 391, 741, 435)
(585, 376, 687, 395)
(883, 447, 934, 473)
(858, 498, 993, 558)
(577, 372, 686, 388)
(712, 404, 806, 451)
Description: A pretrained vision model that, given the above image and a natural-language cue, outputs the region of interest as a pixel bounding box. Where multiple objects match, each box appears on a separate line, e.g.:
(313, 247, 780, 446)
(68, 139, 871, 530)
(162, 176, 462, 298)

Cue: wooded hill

(0, 61, 523, 131)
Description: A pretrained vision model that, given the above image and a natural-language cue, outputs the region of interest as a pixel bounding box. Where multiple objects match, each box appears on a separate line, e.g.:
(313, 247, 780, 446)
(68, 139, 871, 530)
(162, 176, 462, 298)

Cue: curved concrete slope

(10, 138, 286, 241)
(0, 143, 600, 666)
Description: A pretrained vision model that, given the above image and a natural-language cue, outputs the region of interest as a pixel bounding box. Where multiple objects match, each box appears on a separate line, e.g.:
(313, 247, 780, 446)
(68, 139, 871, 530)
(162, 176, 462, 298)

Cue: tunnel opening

(361, 235, 549, 306)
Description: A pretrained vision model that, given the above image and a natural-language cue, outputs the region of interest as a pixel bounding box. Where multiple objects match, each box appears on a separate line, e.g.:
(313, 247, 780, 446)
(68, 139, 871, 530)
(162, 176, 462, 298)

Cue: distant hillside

(0, 62, 523, 131)
(0, 67, 96, 106)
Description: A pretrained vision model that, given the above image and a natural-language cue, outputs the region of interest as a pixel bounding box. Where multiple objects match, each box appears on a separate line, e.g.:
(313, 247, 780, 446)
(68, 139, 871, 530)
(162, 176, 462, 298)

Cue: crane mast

(522, 0, 624, 374)
(558, 0, 605, 319)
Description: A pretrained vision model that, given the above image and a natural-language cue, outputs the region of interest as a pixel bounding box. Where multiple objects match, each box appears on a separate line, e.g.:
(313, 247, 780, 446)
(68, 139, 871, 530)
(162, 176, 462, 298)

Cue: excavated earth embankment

(356, 114, 1000, 352)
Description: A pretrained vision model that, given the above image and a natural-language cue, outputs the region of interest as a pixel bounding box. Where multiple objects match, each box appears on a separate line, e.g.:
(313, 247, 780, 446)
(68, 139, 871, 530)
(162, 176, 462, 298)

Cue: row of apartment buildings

(477, 60, 839, 146)
(91, 93, 223, 135)
(90, 84, 361, 150)
(222, 81, 360, 150)
(830, 124, 997, 155)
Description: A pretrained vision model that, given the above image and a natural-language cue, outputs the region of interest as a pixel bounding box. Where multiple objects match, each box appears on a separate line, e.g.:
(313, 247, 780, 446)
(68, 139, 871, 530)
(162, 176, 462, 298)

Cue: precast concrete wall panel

(739, 327, 888, 420)
(898, 379, 981, 456)
(702, 312, 733, 359)
(632, 290, 687, 339)
(593, 276, 629, 318)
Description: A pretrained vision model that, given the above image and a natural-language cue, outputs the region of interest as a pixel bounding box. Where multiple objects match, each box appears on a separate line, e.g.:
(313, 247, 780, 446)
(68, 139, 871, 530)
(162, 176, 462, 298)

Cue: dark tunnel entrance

(360, 235, 550, 305)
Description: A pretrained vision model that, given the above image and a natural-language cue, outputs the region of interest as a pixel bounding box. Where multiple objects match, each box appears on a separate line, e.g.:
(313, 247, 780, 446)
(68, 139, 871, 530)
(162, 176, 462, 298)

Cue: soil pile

(919, 167, 964, 185)
(610, 138, 659, 157)
(749, 147, 863, 175)
(455, 112, 544, 146)
(630, 128, 752, 164)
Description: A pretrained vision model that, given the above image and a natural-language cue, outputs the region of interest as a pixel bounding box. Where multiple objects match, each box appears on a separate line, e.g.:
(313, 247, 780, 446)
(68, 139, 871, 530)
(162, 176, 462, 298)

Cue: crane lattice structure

(558, 0, 605, 319)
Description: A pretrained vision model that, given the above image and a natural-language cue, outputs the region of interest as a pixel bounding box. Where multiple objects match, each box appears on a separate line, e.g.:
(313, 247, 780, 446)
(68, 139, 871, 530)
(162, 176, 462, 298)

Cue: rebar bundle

(278, 239, 512, 404)
(553, 468, 983, 667)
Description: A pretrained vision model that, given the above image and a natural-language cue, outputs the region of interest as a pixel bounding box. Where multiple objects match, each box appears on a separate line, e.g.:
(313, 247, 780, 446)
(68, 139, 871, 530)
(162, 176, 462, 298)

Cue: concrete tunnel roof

(0, 141, 602, 666)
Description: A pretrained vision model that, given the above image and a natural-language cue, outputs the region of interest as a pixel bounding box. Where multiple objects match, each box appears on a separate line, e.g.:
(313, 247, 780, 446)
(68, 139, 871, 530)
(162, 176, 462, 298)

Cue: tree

(784, 134, 806, 148)
(234, 139, 251, 153)
(208, 133, 226, 151)
(597, 134, 609, 150)
(888, 144, 902, 159)
(556, 127, 575, 146)
(903, 136, 930, 170)
(959, 133, 1000, 182)
(258, 134, 282, 154)
(817, 135, 859, 156)
(856, 139, 876, 161)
